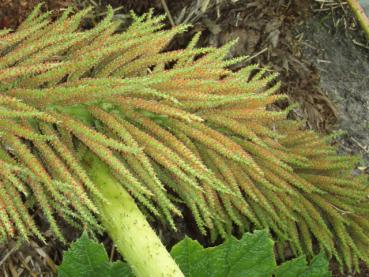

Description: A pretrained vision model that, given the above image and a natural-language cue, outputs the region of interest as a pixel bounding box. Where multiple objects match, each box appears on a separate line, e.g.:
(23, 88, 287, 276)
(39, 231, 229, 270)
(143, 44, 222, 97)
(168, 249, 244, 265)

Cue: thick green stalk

(347, 0, 369, 39)
(84, 153, 184, 277)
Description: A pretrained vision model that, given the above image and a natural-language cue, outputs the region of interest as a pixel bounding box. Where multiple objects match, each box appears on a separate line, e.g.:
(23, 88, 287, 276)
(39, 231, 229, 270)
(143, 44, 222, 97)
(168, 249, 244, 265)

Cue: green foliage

(58, 233, 130, 277)
(58, 230, 331, 277)
(0, 4, 368, 271)
(171, 230, 276, 277)
(274, 253, 330, 277)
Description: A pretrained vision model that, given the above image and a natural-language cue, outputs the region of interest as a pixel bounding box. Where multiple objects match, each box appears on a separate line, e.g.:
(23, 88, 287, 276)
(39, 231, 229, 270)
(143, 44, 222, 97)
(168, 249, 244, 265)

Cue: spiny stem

(83, 152, 184, 277)
(347, 0, 369, 39)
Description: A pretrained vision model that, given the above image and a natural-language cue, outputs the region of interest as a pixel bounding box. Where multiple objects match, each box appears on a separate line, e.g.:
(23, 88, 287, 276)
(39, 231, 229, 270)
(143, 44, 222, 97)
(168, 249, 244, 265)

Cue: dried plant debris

(0, 1, 368, 276)
(298, 3, 369, 167)
(0, 0, 74, 29)
(0, 240, 57, 276)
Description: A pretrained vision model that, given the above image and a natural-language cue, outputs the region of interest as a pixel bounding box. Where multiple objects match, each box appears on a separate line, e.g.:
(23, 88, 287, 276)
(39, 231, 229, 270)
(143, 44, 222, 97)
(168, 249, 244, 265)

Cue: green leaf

(58, 231, 331, 277)
(111, 262, 134, 277)
(57, 233, 134, 277)
(171, 230, 276, 277)
(274, 252, 331, 277)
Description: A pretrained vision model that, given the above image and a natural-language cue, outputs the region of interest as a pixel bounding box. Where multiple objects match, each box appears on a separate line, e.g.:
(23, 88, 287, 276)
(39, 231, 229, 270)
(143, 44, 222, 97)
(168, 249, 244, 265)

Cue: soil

(0, 0, 73, 29)
(298, 15, 369, 167)
(0, 0, 368, 276)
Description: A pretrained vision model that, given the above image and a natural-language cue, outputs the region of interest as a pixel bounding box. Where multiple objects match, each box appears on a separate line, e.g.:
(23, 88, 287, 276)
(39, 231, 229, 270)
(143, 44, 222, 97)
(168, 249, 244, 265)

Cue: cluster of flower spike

(0, 5, 368, 271)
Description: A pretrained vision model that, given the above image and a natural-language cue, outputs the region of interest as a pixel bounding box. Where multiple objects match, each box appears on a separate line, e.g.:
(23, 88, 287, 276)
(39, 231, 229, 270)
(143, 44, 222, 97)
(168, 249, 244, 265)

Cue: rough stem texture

(348, 0, 369, 38)
(84, 152, 184, 277)
(1, 5, 368, 272)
